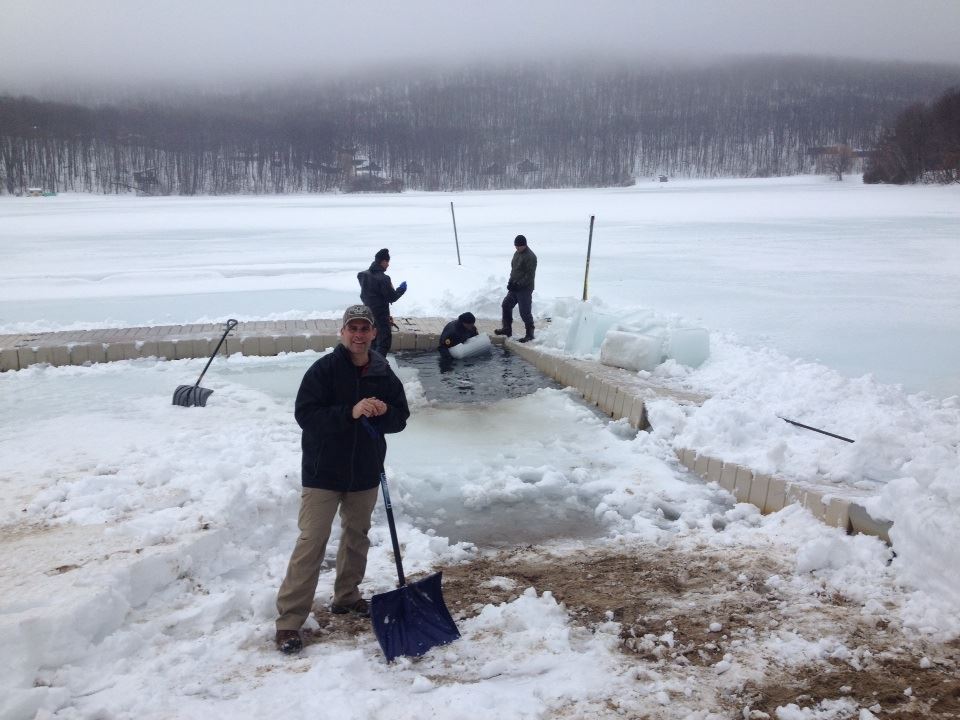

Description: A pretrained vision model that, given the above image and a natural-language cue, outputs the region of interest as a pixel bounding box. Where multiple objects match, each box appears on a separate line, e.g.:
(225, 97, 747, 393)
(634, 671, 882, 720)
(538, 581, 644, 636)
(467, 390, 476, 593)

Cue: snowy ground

(2, 178, 960, 719)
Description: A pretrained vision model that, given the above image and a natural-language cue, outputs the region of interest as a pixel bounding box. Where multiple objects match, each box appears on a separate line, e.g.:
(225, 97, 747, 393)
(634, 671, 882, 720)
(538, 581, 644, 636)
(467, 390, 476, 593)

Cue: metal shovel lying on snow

(172, 319, 238, 407)
(362, 420, 460, 661)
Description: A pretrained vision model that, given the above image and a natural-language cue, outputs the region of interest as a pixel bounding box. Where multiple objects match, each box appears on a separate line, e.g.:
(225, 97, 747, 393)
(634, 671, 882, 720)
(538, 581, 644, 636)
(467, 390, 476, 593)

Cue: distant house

(336, 148, 359, 179)
(807, 144, 863, 178)
(133, 169, 158, 196)
(807, 144, 871, 160)
(658, 175, 668, 182)
(27, 187, 43, 196)
(346, 175, 403, 193)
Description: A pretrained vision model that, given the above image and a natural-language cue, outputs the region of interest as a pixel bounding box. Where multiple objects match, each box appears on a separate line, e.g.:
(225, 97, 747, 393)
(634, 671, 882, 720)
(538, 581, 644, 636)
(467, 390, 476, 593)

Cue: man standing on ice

(275, 304, 410, 655)
(494, 234, 538, 343)
(357, 248, 407, 355)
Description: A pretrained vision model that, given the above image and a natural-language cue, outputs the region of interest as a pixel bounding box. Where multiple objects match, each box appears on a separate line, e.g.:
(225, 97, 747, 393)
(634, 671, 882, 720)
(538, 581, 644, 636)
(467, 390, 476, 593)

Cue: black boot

(518, 325, 535, 343)
(494, 327, 512, 337)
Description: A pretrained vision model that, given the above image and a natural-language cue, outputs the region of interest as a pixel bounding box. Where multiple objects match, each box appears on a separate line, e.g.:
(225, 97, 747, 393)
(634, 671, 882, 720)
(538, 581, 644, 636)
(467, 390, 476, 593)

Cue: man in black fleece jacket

(275, 304, 410, 654)
(438, 312, 479, 360)
(357, 248, 407, 355)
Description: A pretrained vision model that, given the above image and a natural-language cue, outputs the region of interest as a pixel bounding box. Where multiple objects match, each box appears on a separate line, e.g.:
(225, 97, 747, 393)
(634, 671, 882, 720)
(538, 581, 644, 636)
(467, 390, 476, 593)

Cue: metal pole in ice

(582, 215, 595, 301)
(450, 201, 462, 266)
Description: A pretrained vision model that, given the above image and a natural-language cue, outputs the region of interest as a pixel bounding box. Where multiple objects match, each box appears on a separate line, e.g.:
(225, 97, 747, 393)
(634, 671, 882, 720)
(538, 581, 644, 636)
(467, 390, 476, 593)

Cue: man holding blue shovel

(275, 305, 409, 654)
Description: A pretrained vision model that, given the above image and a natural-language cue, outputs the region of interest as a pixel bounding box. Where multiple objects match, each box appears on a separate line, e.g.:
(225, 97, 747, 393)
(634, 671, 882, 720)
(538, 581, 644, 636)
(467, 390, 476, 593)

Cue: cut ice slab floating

(448, 333, 493, 359)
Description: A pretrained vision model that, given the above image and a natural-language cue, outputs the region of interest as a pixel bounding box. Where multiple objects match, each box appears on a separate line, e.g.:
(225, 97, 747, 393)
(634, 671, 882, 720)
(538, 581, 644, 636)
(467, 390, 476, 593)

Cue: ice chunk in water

(449, 333, 493, 359)
(667, 327, 709, 368)
(600, 330, 664, 371)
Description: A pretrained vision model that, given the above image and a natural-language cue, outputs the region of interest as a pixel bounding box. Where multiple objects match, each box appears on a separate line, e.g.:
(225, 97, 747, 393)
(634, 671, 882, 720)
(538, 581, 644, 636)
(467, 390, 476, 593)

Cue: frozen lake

(1, 175, 958, 396)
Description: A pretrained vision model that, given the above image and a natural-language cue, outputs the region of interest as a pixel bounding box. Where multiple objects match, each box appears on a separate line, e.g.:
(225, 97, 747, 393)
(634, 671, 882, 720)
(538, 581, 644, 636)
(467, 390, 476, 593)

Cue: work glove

(397, 281, 407, 292)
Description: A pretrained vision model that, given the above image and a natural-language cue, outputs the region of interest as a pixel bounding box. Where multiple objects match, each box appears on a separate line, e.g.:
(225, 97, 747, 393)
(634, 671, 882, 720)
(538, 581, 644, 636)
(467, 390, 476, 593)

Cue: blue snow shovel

(362, 420, 460, 662)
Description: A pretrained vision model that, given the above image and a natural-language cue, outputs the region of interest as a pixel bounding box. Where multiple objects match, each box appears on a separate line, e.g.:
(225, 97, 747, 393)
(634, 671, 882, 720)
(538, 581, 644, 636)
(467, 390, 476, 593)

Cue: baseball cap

(342, 305, 376, 328)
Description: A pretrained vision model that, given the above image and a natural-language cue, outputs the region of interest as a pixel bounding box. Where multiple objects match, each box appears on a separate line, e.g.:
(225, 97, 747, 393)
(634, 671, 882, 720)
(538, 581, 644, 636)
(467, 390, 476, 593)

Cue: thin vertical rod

(582, 215, 595, 301)
(450, 201, 462, 266)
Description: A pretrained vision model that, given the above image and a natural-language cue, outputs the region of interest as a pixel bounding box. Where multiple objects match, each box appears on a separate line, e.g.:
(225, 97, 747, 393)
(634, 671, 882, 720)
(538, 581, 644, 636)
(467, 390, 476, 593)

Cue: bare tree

(829, 144, 855, 181)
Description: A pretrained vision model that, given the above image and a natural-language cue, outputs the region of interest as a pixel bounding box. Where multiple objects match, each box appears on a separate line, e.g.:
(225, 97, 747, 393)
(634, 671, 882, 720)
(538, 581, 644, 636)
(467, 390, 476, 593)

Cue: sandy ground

(308, 543, 960, 718)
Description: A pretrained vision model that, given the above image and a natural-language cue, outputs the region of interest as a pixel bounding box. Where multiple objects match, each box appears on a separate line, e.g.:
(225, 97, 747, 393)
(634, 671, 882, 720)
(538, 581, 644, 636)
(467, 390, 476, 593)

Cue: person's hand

(398, 281, 407, 292)
(507, 281, 517, 292)
(352, 397, 388, 419)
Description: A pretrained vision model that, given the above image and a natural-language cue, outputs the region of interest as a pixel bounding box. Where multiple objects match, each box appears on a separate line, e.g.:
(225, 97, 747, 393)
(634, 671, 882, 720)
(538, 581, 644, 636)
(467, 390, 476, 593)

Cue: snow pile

(534, 301, 960, 634)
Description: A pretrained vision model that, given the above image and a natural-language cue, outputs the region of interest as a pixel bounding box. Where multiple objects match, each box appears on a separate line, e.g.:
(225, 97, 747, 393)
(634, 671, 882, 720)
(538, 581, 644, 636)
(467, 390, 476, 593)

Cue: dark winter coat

(358, 262, 406, 320)
(295, 344, 409, 492)
(508, 247, 537, 291)
(438, 319, 479, 354)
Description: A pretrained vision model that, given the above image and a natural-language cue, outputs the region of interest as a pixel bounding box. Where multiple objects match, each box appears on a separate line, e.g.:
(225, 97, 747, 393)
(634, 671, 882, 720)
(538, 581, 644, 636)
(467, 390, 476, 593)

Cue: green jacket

(509, 247, 537, 291)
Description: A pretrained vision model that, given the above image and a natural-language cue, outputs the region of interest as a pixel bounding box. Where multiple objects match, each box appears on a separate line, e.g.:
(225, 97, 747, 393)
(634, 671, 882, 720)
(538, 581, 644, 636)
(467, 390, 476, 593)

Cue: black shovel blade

(172, 385, 214, 407)
(370, 572, 460, 662)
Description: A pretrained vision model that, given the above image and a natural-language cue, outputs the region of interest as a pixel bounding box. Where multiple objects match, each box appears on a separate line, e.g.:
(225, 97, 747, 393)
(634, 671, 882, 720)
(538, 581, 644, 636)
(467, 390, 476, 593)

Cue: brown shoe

(330, 598, 370, 617)
(275, 629, 302, 654)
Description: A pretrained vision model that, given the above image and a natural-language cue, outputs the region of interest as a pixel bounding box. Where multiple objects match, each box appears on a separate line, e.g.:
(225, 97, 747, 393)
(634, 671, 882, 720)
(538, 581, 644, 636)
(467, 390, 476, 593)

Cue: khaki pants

(276, 486, 380, 631)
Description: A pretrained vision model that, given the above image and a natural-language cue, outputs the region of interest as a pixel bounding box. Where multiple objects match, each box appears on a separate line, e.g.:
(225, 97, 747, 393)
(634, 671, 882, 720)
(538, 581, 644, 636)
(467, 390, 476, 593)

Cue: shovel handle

(379, 472, 407, 587)
(363, 419, 407, 587)
(193, 319, 238, 388)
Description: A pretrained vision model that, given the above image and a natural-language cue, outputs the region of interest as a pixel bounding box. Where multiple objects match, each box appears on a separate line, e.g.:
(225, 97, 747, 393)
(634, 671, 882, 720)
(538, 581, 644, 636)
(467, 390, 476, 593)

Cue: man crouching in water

(275, 304, 410, 654)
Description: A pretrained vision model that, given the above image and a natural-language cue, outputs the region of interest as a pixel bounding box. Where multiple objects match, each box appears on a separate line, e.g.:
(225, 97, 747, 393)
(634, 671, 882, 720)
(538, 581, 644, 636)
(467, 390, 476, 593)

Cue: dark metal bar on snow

(778, 416, 855, 443)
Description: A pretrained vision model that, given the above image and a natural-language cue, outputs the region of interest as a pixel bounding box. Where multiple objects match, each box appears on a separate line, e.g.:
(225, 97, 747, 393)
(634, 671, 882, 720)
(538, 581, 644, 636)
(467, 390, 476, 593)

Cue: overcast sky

(2, 0, 959, 97)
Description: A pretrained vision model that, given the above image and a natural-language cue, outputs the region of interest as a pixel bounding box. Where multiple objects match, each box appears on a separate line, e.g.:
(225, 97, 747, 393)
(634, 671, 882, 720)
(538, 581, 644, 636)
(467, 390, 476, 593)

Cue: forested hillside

(2, 56, 958, 195)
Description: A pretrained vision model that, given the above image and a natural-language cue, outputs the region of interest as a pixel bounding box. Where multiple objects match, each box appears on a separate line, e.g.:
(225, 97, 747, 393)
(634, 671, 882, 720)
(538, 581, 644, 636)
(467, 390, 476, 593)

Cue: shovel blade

(371, 572, 460, 662)
(172, 385, 214, 407)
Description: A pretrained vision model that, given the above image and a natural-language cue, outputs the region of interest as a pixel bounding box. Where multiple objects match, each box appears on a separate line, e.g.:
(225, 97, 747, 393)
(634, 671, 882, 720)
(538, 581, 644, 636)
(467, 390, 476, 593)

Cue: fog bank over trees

(2, 57, 959, 196)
